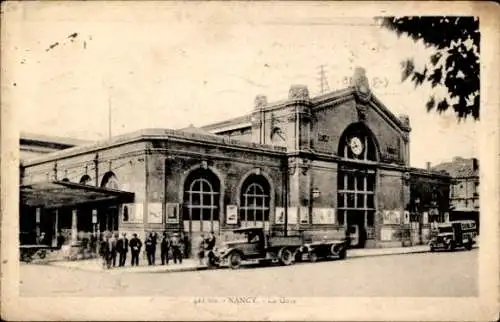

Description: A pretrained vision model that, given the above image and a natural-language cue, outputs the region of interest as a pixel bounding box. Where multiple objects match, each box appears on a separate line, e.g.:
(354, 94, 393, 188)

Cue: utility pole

(108, 86, 112, 139)
(317, 65, 330, 95)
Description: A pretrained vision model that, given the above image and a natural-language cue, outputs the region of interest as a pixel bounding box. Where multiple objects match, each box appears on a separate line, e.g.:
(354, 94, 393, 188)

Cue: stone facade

(21, 68, 451, 253)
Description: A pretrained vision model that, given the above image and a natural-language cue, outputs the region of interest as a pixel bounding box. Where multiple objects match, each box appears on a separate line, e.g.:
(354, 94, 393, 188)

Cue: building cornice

(23, 128, 286, 167)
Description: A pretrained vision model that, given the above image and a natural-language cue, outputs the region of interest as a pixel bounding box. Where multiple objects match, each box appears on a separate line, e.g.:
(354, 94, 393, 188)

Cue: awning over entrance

(21, 181, 135, 209)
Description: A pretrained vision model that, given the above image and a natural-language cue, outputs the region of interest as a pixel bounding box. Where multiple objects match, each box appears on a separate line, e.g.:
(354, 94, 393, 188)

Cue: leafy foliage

(379, 16, 480, 120)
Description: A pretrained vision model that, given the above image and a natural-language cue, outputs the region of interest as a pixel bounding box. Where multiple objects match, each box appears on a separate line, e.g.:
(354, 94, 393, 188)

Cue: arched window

(239, 174, 271, 229)
(79, 175, 92, 185)
(183, 168, 220, 233)
(338, 122, 378, 162)
(337, 123, 378, 245)
(101, 172, 120, 190)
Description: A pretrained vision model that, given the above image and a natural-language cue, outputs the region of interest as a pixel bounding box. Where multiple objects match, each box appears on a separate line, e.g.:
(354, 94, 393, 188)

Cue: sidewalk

(44, 243, 471, 274)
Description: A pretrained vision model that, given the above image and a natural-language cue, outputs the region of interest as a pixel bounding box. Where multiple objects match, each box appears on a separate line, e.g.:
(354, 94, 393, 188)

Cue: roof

(233, 227, 264, 233)
(432, 157, 479, 178)
(201, 114, 252, 132)
(179, 124, 219, 136)
(22, 128, 287, 167)
(200, 86, 411, 134)
(20, 131, 91, 147)
(20, 181, 134, 209)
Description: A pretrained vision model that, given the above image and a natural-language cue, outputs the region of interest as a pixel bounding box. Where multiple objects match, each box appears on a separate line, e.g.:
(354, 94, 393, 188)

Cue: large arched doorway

(337, 122, 378, 248)
(182, 168, 221, 235)
(239, 174, 271, 230)
(98, 172, 120, 233)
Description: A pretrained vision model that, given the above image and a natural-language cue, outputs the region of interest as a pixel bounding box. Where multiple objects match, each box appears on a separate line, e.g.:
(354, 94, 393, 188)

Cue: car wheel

(430, 245, 435, 252)
(229, 252, 242, 269)
(338, 248, 347, 260)
(465, 240, 473, 251)
(294, 250, 302, 263)
(279, 248, 293, 266)
(309, 252, 318, 263)
(39, 250, 47, 259)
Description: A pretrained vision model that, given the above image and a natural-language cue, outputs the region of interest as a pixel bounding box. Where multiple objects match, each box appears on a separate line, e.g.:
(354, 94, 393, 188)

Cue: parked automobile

(429, 220, 477, 252)
(19, 245, 56, 263)
(295, 237, 349, 263)
(213, 227, 304, 269)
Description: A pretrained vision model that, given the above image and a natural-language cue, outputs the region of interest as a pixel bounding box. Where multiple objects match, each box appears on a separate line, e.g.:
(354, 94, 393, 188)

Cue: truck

(212, 227, 348, 269)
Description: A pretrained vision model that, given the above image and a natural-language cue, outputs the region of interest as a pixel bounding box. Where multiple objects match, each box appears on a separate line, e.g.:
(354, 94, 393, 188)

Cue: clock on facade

(349, 136, 364, 155)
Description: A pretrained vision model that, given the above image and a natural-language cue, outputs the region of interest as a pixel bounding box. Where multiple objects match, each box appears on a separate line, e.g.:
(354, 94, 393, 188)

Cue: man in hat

(117, 233, 129, 267)
(129, 233, 142, 266)
(160, 232, 171, 265)
(171, 233, 182, 264)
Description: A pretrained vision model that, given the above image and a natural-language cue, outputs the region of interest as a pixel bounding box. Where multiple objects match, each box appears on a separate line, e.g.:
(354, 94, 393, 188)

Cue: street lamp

(312, 187, 321, 200)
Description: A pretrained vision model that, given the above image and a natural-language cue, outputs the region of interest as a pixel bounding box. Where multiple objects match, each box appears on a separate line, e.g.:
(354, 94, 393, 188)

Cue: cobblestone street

(20, 249, 478, 297)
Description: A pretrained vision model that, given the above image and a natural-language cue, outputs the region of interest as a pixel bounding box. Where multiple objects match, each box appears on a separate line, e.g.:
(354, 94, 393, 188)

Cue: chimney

(426, 162, 431, 171)
(472, 158, 479, 171)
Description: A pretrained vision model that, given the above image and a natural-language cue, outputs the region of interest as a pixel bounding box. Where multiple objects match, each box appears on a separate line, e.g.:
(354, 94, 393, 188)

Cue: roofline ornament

(352, 67, 371, 103)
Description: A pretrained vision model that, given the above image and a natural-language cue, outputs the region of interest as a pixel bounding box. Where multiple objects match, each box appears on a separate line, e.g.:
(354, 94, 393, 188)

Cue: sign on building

(312, 208, 336, 224)
(382, 210, 401, 224)
(148, 203, 162, 224)
(166, 203, 179, 223)
(226, 205, 238, 224)
(122, 203, 144, 223)
(275, 207, 285, 224)
(299, 207, 309, 224)
(288, 207, 298, 225)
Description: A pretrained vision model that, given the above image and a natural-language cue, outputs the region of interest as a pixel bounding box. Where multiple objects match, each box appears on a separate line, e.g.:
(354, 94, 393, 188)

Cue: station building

(20, 68, 451, 255)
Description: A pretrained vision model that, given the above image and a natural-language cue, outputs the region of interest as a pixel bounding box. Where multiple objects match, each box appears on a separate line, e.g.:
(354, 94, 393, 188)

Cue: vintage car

(295, 237, 348, 263)
(429, 220, 477, 252)
(19, 244, 56, 263)
(213, 227, 304, 269)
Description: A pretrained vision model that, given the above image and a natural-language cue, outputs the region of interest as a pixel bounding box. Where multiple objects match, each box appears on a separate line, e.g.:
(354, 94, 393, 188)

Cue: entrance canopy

(21, 181, 135, 209)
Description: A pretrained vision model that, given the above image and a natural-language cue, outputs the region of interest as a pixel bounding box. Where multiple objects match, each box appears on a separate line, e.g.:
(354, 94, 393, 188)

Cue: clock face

(349, 137, 364, 156)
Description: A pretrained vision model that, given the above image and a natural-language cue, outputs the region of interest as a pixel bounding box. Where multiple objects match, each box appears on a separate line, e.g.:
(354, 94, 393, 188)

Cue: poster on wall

(313, 208, 336, 224)
(166, 203, 179, 223)
(382, 210, 401, 224)
(422, 212, 429, 225)
(403, 211, 410, 224)
(226, 205, 238, 224)
(148, 203, 162, 224)
(299, 207, 309, 224)
(287, 207, 298, 225)
(275, 207, 285, 224)
(122, 203, 143, 223)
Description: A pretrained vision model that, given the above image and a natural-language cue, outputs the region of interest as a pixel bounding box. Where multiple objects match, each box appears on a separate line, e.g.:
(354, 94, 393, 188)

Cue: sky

(3, 2, 479, 168)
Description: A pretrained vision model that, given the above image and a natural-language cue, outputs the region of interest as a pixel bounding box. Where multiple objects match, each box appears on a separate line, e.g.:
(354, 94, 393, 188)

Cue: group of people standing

(197, 231, 217, 265)
(99, 232, 142, 269)
(99, 231, 189, 269)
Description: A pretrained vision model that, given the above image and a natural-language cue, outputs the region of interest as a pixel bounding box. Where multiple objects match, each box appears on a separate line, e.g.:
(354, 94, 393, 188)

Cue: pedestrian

(117, 233, 129, 267)
(206, 231, 216, 251)
(161, 232, 170, 265)
(56, 232, 65, 249)
(110, 233, 118, 267)
(99, 234, 110, 269)
(129, 233, 142, 266)
(171, 233, 182, 264)
(182, 233, 190, 258)
(145, 233, 154, 265)
(197, 234, 205, 265)
(151, 232, 158, 265)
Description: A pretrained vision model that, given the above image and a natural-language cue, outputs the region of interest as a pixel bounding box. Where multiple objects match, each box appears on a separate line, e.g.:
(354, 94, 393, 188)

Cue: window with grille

(183, 169, 220, 232)
(239, 175, 270, 229)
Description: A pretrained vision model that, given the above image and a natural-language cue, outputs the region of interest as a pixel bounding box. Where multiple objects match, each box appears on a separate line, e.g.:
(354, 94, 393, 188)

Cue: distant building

(20, 132, 90, 161)
(432, 157, 479, 227)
